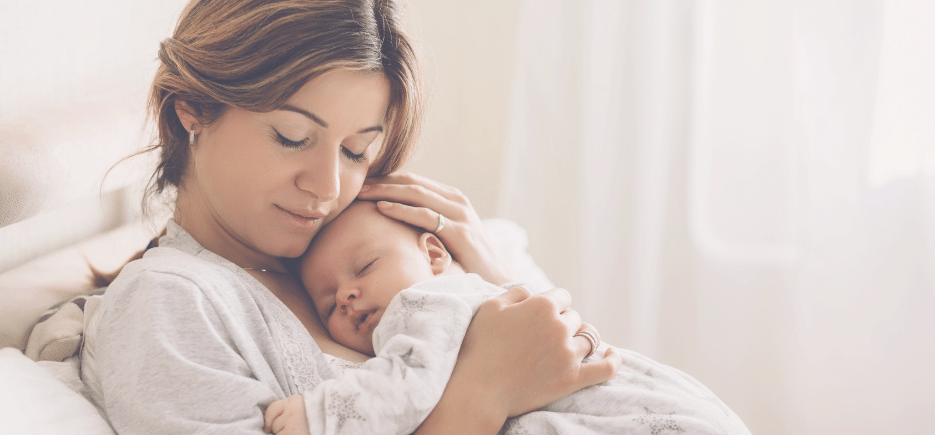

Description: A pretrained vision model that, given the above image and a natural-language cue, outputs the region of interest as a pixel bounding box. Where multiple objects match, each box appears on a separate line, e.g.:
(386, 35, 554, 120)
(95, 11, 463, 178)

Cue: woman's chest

(253, 272, 369, 364)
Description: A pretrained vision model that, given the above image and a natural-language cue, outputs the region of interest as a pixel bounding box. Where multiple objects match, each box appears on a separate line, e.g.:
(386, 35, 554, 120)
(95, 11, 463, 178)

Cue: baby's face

(300, 201, 439, 356)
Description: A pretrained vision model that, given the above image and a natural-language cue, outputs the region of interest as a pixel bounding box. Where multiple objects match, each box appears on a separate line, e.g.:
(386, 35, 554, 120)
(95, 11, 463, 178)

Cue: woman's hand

(460, 287, 621, 417)
(416, 287, 621, 434)
(357, 172, 514, 285)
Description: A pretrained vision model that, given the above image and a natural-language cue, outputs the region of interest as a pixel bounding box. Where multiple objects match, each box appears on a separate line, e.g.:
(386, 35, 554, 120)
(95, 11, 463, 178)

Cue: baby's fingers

(263, 400, 285, 433)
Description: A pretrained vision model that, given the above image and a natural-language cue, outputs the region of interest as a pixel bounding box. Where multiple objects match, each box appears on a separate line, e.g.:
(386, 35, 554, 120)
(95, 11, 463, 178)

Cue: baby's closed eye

(356, 258, 377, 276)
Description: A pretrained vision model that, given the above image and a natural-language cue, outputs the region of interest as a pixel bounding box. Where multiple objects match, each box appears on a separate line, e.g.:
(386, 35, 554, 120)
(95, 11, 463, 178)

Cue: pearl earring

(189, 128, 195, 147)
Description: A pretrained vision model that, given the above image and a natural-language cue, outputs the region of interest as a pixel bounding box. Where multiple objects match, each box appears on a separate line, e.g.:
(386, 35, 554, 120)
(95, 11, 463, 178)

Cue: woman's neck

(173, 195, 287, 273)
(175, 192, 370, 364)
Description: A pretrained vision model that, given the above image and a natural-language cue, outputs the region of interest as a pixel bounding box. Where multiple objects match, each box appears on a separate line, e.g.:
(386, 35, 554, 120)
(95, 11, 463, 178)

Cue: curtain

(497, 0, 933, 433)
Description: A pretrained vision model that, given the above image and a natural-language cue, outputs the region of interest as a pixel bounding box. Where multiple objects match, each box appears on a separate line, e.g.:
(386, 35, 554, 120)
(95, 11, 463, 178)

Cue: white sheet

(0, 348, 114, 435)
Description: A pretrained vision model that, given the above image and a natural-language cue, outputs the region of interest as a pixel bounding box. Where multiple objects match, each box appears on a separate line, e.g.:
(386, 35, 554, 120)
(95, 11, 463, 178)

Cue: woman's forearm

(414, 371, 507, 435)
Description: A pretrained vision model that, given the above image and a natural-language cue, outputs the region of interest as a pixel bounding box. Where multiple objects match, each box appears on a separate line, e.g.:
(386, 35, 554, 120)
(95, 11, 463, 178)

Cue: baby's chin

(337, 330, 377, 358)
(357, 337, 376, 358)
(358, 310, 383, 356)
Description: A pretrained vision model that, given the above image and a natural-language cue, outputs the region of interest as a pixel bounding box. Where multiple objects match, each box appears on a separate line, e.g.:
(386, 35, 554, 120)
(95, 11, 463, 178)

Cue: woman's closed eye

(273, 128, 367, 163)
(272, 128, 310, 149)
(341, 146, 367, 163)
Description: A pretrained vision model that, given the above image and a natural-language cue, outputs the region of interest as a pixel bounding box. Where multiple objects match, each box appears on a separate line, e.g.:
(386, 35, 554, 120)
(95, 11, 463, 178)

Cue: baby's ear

(419, 232, 452, 275)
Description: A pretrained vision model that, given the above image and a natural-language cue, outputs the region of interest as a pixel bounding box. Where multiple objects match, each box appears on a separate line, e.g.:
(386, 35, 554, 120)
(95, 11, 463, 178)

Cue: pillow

(0, 347, 114, 434)
(0, 218, 155, 351)
(26, 291, 104, 362)
(483, 218, 554, 293)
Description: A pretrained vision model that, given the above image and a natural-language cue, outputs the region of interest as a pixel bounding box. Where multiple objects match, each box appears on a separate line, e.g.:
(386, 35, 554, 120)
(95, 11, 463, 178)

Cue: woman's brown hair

(149, 0, 423, 205)
(93, 0, 424, 286)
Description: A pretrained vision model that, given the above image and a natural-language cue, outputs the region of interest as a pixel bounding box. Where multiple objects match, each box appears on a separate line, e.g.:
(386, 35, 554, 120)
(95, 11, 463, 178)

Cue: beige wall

(403, 1, 521, 219)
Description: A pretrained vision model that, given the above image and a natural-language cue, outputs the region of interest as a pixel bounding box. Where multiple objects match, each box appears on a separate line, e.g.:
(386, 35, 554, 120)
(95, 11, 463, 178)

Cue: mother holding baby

(80, 0, 619, 433)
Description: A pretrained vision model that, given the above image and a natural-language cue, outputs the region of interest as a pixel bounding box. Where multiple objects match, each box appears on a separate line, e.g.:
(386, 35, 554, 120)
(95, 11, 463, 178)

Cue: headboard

(0, 0, 188, 272)
(0, 0, 188, 349)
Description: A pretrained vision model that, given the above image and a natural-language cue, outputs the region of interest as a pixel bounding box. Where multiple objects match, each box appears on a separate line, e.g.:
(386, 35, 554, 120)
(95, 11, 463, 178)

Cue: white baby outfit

(305, 273, 753, 435)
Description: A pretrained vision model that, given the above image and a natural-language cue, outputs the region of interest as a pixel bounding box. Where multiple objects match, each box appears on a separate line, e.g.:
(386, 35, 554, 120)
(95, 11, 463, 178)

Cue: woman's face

(180, 69, 391, 259)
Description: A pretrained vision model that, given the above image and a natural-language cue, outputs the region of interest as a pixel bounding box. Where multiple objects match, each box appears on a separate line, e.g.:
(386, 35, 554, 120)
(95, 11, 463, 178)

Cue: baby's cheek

(331, 321, 355, 343)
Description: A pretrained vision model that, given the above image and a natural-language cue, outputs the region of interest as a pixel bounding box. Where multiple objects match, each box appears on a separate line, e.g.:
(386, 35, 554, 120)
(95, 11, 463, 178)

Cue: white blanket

(303, 274, 752, 435)
(0, 348, 114, 434)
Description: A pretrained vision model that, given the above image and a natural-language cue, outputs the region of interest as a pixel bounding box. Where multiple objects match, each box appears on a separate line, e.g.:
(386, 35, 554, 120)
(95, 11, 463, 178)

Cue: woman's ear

(419, 232, 452, 275)
(174, 100, 202, 134)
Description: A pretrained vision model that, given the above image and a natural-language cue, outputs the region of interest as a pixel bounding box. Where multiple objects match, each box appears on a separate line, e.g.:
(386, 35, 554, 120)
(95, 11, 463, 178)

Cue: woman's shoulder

(102, 244, 254, 316)
(90, 244, 275, 357)
(117, 245, 233, 286)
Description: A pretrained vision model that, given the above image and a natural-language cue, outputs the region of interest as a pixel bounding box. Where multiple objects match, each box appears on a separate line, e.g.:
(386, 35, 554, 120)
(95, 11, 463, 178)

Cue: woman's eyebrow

(279, 104, 383, 134)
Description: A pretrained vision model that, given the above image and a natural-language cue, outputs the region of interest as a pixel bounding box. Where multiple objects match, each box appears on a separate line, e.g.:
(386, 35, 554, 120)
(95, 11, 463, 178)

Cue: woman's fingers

(373, 201, 448, 234)
(537, 287, 573, 312)
(359, 183, 465, 219)
(495, 286, 534, 305)
(577, 323, 601, 346)
(573, 323, 601, 360)
(359, 171, 472, 216)
(452, 285, 622, 419)
(359, 172, 515, 285)
(575, 347, 622, 389)
(520, 287, 581, 338)
(558, 308, 583, 337)
(364, 172, 463, 202)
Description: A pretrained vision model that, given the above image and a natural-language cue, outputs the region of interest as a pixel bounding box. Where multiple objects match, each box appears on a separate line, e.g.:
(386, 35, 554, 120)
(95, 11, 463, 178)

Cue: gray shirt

(81, 221, 335, 434)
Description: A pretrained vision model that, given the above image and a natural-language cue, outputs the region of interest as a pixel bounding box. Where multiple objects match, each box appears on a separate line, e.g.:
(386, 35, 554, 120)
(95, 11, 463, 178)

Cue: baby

(263, 201, 751, 435)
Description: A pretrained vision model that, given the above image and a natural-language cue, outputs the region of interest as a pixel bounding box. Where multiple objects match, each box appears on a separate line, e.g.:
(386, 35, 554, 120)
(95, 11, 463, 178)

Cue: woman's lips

(276, 205, 326, 229)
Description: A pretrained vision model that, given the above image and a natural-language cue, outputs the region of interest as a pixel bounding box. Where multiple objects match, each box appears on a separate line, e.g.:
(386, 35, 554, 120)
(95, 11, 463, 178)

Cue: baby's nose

(336, 287, 359, 309)
(339, 297, 354, 310)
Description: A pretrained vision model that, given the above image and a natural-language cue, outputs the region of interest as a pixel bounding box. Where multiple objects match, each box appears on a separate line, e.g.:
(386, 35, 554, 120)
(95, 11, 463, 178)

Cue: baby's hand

(264, 395, 309, 435)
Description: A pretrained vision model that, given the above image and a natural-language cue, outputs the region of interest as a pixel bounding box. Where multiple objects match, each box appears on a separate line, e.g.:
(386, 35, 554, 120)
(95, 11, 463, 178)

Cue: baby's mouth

(353, 309, 377, 332)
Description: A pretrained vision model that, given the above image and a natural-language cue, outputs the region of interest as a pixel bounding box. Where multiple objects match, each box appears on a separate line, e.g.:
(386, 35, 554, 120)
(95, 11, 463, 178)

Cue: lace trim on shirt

(237, 268, 333, 394)
(322, 354, 365, 376)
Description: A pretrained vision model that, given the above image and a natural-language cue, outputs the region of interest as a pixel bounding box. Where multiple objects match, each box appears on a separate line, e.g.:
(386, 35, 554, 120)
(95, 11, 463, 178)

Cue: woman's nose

(296, 145, 341, 202)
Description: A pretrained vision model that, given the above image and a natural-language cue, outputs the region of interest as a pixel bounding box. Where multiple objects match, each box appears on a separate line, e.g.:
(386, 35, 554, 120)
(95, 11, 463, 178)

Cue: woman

(80, 0, 618, 433)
